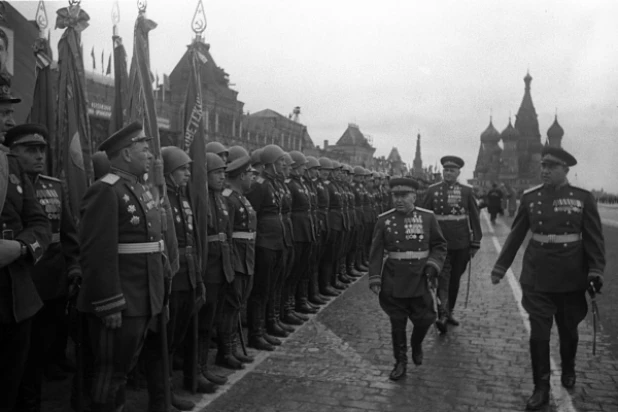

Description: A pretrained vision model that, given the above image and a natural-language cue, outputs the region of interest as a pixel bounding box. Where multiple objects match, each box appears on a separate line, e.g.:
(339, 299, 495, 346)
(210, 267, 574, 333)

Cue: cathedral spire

(413, 132, 423, 174)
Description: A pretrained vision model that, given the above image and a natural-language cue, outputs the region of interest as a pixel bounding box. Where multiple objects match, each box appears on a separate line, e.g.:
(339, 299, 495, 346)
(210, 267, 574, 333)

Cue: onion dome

(480, 118, 500, 143)
(500, 119, 520, 142)
(547, 115, 564, 140)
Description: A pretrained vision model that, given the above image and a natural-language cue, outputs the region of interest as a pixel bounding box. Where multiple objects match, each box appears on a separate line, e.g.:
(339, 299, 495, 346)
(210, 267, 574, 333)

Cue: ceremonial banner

(109, 33, 128, 135)
(55, 4, 93, 221)
(183, 40, 209, 274)
(29, 35, 55, 176)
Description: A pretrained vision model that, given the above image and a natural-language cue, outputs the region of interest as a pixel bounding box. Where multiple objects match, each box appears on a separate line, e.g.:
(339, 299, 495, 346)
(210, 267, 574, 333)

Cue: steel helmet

(318, 157, 333, 170)
(353, 166, 365, 176)
(306, 156, 320, 169)
(342, 164, 353, 174)
(206, 152, 226, 172)
(205, 141, 229, 156)
(283, 153, 294, 166)
(289, 151, 307, 168)
(251, 148, 264, 166)
(162, 146, 192, 174)
(228, 146, 249, 164)
(261, 144, 285, 164)
(331, 160, 342, 170)
(92, 151, 110, 180)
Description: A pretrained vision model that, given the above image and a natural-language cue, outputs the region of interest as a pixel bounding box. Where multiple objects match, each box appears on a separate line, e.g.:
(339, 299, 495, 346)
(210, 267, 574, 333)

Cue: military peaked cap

(99, 121, 151, 155)
(389, 177, 419, 192)
(0, 76, 20, 104)
(541, 146, 577, 167)
(5, 124, 48, 147)
(441, 155, 465, 169)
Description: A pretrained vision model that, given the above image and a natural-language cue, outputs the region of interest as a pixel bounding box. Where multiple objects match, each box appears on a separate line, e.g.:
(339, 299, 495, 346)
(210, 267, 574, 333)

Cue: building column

(215, 112, 219, 134)
(232, 116, 236, 137)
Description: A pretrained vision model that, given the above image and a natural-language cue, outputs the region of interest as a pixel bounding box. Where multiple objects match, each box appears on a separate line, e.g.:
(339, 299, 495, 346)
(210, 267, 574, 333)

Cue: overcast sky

(13, 0, 618, 191)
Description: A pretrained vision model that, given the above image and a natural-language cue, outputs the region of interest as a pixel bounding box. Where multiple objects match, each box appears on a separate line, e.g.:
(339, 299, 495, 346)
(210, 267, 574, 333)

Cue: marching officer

(0, 93, 51, 411)
(491, 147, 605, 411)
(198, 153, 233, 386)
(368, 177, 447, 381)
(421, 155, 482, 333)
(77, 122, 169, 412)
(6, 125, 80, 411)
(245, 144, 287, 351)
(220, 146, 257, 368)
(161, 146, 209, 405)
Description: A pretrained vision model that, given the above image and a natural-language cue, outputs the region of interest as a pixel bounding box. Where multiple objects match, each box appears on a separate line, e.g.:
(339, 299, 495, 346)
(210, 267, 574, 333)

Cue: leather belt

(435, 214, 468, 221)
(531, 233, 581, 244)
(51, 233, 60, 244)
(207, 233, 227, 242)
(118, 239, 164, 254)
(388, 250, 429, 260)
(232, 231, 256, 240)
(178, 246, 193, 254)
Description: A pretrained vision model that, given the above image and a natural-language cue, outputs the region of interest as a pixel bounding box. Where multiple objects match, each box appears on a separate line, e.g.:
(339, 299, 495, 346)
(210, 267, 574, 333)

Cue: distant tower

(413, 132, 423, 175)
(499, 119, 520, 180)
(292, 106, 301, 122)
(546, 114, 564, 148)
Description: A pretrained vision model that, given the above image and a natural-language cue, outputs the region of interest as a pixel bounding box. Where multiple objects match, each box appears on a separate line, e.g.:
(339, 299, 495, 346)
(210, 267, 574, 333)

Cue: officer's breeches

(437, 249, 470, 314)
(167, 290, 194, 367)
(0, 317, 33, 411)
(521, 286, 587, 341)
(378, 291, 436, 327)
(87, 315, 149, 406)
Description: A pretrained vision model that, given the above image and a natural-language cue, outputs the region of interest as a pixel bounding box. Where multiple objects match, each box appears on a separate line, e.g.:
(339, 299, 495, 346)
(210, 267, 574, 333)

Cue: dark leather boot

(296, 301, 318, 314)
(183, 374, 217, 394)
(262, 332, 282, 346)
(348, 267, 364, 278)
(290, 311, 309, 321)
(145, 355, 167, 412)
(171, 385, 196, 411)
(266, 318, 290, 337)
(308, 271, 329, 304)
(526, 340, 550, 411)
(435, 312, 448, 335)
(248, 335, 275, 351)
(389, 323, 407, 381)
(215, 339, 245, 370)
(560, 338, 577, 389)
(278, 319, 295, 332)
(333, 280, 347, 290)
(411, 324, 431, 366)
(338, 273, 353, 284)
(447, 312, 460, 326)
(281, 311, 304, 325)
(321, 286, 340, 297)
(297, 280, 320, 312)
(203, 369, 228, 386)
(267, 298, 289, 337)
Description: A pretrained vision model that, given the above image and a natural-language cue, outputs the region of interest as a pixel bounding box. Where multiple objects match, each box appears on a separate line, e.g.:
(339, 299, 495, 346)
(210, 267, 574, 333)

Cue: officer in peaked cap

(421, 154, 481, 334)
(220, 148, 257, 368)
(491, 146, 604, 410)
(0, 124, 51, 410)
(369, 177, 446, 381)
(7, 124, 82, 409)
(77, 121, 171, 411)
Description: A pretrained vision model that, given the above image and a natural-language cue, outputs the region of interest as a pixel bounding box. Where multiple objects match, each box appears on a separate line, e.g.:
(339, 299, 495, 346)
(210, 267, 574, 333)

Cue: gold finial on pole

(112, 0, 120, 36)
(191, 0, 207, 38)
(137, 0, 147, 13)
(35, 1, 48, 31)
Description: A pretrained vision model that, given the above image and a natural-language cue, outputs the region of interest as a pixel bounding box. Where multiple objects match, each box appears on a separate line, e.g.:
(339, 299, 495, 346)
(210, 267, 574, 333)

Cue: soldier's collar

(111, 167, 139, 184)
(543, 179, 569, 192)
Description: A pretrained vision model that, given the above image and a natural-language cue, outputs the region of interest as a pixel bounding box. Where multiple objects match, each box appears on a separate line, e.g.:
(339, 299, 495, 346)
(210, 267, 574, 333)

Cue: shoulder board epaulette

(567, 184, 590, 194)
(284, 178, 291, 184)
(222, 188, 233, 197)
(523, 184, 543, 195)
(415, 206, 434, 214)
(100, 174, 120, 185)
(458, 182, 472, 188)
(378, 208, 395, 218)
(255, 176, 265, 184)
(39, 174, 61, 183)
(324, 180, 330, 184)
(428, 182, 442, 189)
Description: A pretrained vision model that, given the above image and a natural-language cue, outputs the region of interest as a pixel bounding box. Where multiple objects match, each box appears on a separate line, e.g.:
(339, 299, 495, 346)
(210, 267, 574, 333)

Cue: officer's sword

(464, 259, 472, 309)
(588, 282, 602, 356)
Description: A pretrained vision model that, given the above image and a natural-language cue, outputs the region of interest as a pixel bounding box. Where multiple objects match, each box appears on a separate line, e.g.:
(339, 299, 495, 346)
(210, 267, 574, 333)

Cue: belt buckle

(548, 234, 556, 243)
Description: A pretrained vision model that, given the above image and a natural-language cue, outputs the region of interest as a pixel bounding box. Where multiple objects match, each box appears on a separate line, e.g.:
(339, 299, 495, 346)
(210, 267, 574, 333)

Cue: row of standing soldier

(0, 86, 395, 412)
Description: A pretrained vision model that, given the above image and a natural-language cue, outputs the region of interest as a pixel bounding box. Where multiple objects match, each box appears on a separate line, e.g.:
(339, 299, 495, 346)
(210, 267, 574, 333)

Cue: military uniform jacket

(224, 187, 257, 275)
(492, 183, 605, 293)
(286, 175, 315, 243)
(167, 180, 202, 291)
(342, 181, 355, 229)
(421, 181, 482, 250)
(246, 172, 286, 251)
(325, 179, 344, 231)
(77, 168, 164, 318)
(351, 181, 366, 227)
(314, 177, 330, 238)
(0, 155, 51, 323)
(205, 189, 234, 284)
(363, 188, 376, 224)
(31, 174, 80, 301)
(278, 176, 294, 247)
(304, 175, 319, 241)
(368, 207, 447, 298)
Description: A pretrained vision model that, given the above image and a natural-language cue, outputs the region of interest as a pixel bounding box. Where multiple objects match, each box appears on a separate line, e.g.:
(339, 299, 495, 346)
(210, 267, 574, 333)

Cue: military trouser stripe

(92, 321, 115, 403)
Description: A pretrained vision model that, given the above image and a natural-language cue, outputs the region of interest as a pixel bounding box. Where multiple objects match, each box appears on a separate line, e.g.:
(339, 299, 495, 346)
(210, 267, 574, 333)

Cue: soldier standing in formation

(6, 125, 80, 412)
(161, 146, 209, 407)
(491, 146, 605, 411)
(421, 156, 481, 334)
(77, 122, 169, 412)
(369, 177, 447, 381)
(0, 84, 51, 411)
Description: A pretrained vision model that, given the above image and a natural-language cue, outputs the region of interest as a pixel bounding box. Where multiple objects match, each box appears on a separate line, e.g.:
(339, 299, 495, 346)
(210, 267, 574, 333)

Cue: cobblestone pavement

(192, 210, 618, 412)
(41, 210, 618, 411)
